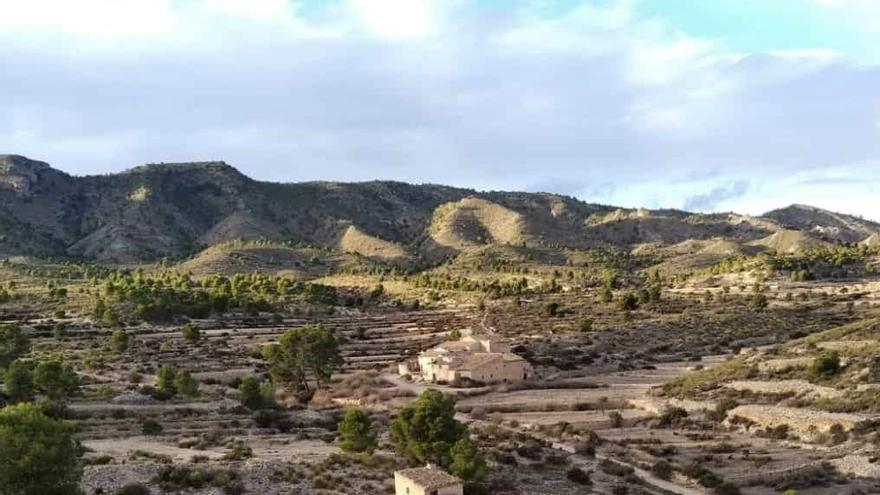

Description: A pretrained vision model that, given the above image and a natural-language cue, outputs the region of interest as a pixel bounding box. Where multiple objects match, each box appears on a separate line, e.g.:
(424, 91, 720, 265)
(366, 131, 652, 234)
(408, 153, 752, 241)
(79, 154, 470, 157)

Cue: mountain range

(1, 154, 877, 265)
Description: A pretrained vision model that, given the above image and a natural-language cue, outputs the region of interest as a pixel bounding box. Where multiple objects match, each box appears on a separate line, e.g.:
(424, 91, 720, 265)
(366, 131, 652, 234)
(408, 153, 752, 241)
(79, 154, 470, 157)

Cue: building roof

(454, 352, 503, 371)
(396, 467, 462, 489)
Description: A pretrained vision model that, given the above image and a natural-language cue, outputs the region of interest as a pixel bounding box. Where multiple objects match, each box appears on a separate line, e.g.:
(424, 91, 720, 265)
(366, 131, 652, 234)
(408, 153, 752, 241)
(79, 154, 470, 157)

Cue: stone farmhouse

(400, 332, 533, 384)
(394, 466, 463, 495)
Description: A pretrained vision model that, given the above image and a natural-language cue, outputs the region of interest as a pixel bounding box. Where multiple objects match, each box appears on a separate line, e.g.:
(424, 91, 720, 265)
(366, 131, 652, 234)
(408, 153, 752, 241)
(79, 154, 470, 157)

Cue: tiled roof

(396, 467, 462, 489)
(456, 352, 503, 370)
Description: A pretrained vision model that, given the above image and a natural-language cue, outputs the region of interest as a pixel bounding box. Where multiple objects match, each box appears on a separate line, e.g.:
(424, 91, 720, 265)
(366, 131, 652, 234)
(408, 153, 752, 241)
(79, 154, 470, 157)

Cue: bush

(141, 418, 163, 435)
(566, 467, 592, 485)
(619, 292, 639, 311)
(654, 407, 688, 428)
(110, 329, 132, 353)
(714, 481, 741, 495)
(680, 463, 723, 488)
(810, 351, 840, 378)
(450, 436, 489, 482)
(222, 441, 253, 461)
(608, 411, 623, 428)
(116, 482, 151, 495)
(238, 375, 273, 410)
(155, 465, 243, 494)
(543, 302, 560, 317)
(651, 460, 673, 480)
(155, 365, 178, 396)
(0, 324, 30, 369)
(598, 459, 633, 477)
(181, 323, 201, 344)
(253, 409, 292, 432)
(3, 359, 33, 403)
(174, 370, 199, 397)
(33, 359, 80, 401)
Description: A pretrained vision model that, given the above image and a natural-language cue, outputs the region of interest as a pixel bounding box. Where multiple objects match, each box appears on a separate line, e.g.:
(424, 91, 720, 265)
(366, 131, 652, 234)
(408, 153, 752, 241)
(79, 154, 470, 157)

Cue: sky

(1, 0, 879, 218)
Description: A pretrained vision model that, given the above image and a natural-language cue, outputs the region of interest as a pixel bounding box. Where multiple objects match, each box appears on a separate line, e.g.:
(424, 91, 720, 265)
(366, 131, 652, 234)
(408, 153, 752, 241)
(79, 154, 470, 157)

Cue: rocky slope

(0, 154, 876, 264)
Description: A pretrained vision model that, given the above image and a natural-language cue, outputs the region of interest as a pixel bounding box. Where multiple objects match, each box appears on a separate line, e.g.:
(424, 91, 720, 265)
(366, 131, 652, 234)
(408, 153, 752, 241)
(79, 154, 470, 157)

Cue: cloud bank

(1, 0, 878, 218)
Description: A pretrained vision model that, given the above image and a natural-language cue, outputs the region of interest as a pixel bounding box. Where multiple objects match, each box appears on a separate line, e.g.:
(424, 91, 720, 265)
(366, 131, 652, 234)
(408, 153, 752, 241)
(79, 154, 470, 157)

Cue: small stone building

(400, 332, 533, 384)
(394, 466, 463, 495)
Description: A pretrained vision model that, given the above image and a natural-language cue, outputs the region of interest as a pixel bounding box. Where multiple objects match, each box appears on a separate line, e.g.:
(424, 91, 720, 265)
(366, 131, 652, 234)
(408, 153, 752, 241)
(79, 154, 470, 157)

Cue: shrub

(174, 370, 199, 398)
(566, 467, 592, 485)
(238, 375, 273, 410)
(714, 481, 741, 495)
(253, 409, 292, 432)
(450, 436, 489, 481)
(155, 365, 178, 396)
(619, 292, 639, 311)
(654, 407, 688, 428)
(141, 418, 163, 435)
(0, 324, 29, 369)
(155, 465, 243, 494)
(608, 411, 623, 428)
(651, 460, 673, 480)
(222, 441, 253, 461)
(181, 323, 201, 344)
(33, 359, 80, 401)
(750, 293, 768, 310)
(828, 423, 847, 445)
(810, 351, 840, 378)
(3, 359, 33, 403)
(598, 459, 633, 477)
(110, 329, 132, 353)
(116, 482, 151, 495)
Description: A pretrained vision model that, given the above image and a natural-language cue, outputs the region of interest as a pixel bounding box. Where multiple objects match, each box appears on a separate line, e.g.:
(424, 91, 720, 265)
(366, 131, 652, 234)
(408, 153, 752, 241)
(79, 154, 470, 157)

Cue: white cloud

(0, 0, 878, 218)
(0, 0, 177, 38)
(347, 0, 444, 39)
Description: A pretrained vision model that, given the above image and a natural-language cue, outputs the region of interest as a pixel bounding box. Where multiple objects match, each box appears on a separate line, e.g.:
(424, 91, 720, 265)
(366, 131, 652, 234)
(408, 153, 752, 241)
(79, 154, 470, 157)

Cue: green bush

(810, 351, 840, 378)
(116, 483, 151, 495)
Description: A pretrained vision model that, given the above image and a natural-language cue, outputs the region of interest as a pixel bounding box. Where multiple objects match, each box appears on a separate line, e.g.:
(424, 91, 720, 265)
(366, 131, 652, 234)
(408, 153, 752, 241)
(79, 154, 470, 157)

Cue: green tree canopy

(338, 408, 378, 454)
(263, 325, 343, 395)
(109, 329, 131, 353)
(155, 365, 178, 396)
(3, 359, 33, 403)
(238, 375, 273, 410)
(450, 435, 489, 481)
(33, 360, 80, 401)
(389, 389, 467, 467)
(173, 370, 199, 397)
(0, 325, 29, 370)
(0, 403, 83, 495)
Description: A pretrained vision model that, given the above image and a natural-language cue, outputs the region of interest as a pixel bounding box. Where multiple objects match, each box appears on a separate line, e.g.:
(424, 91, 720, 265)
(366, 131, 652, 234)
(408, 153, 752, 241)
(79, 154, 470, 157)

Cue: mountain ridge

(0, 154, 876, 264)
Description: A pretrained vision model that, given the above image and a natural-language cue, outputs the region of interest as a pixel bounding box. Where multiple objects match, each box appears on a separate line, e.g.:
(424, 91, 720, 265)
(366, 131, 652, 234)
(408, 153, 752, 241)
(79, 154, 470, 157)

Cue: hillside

(764, 204, 880, 244)
(0, 154, 876, 268)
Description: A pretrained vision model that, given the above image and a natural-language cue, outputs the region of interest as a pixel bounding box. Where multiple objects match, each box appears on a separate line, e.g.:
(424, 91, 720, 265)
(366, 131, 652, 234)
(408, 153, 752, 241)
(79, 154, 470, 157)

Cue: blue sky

(1, 0, 879, 218)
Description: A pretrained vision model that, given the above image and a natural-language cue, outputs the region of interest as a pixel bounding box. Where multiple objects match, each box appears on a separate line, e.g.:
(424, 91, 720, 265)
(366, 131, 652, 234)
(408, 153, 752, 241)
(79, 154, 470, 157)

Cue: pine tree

(338, 408, 378, 454)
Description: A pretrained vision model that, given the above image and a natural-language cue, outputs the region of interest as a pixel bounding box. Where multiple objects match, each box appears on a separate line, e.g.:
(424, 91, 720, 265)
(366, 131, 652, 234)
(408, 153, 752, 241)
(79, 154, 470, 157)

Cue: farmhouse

(394, 466, 463, 495)
(400, 332, 533, 384)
